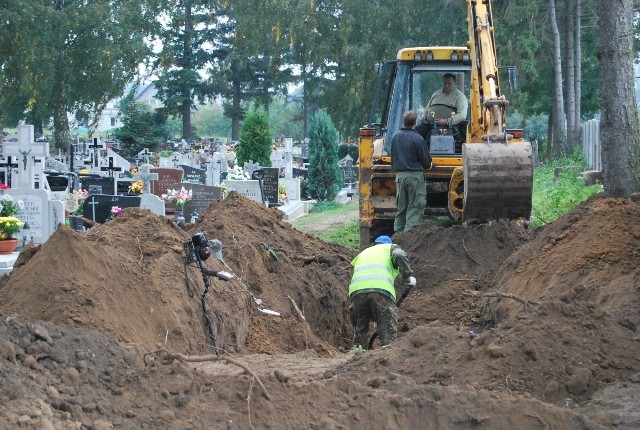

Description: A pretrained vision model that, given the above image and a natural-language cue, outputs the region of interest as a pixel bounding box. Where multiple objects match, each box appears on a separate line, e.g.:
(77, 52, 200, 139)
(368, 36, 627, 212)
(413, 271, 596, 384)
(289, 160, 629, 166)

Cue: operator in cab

(416, 73, 468, 139)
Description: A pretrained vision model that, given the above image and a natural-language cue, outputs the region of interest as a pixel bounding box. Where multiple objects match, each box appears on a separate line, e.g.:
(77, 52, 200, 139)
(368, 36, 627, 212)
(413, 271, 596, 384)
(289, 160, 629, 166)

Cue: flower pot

(0, 239, 19, 255)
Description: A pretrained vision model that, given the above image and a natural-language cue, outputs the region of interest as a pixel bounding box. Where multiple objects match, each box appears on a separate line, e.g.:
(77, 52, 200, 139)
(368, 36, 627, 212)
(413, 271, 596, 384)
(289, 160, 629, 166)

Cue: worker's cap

(208, 239, 223, 260)
(374, 235, 393, 244)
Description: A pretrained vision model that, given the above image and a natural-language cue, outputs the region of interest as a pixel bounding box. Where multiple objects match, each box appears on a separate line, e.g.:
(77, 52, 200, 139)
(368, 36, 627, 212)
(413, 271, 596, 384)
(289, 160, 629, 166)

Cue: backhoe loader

(358, 0, 532, 248)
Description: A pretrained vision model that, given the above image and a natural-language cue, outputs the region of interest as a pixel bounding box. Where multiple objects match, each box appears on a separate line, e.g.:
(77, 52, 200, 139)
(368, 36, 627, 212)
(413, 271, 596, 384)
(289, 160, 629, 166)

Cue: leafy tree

(192, 103, 232, 139)
(0, 0, 162, 149)
(112, 90, 166, 156)
(155, 0, 230, 140)
(237, 108, 272, 167)
(307, 110, 341, 201)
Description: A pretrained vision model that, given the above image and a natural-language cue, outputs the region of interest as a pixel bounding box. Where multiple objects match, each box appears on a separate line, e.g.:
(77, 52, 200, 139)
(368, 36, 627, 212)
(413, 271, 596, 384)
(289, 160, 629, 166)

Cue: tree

(0, 0, 162, 149)
(307, 110, 341, 201)
(112, 89, 167, 157)
(155, 0, 229, 141)
(597, 0, 639, 197)
(237, 108, 272, 167)
(549, 0, 568, 157)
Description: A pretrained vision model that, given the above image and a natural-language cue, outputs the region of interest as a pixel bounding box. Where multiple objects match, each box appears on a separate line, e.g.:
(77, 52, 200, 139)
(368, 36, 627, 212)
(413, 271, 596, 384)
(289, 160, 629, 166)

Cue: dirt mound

(1, 192, 640, 429)
(0, 193, 356, 357)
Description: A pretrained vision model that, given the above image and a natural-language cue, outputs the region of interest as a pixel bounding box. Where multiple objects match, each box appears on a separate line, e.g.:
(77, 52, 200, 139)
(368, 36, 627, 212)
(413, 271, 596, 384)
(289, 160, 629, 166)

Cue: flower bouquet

(129, 180, 143, 195)
(161, 187, 193, 211)
(0, 217, 22, 240)
(278, 182, 288, 204)
(226, 165, 251, 180)
(0, 187, 24, 240)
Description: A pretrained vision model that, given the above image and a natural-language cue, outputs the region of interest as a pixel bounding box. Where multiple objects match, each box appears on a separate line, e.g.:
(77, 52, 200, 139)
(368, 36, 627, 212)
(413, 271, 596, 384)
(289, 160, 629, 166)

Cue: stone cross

(132, 164, 158, 194)
(283, 137, 293, 179)
(2, 125, 49, 189)
(243, 160, 260, 178)
(208, 153, 221, 186)
(171, 154, 181, 168)
(138, 148, 152, 165)
(100, 156, 123, 178)
(88, 137, 104, 169)
(0, 156, 19, 187)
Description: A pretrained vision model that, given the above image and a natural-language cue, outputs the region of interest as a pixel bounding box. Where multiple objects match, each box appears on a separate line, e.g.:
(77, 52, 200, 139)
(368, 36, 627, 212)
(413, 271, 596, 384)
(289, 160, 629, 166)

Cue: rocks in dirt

(566, 368, 593, 395)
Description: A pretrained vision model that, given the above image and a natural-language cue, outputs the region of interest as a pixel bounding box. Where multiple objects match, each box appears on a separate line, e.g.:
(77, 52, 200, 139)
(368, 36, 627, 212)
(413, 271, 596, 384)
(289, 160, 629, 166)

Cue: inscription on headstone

(150, 168, 184, 197)
(260, 167, 280, 205)
(342, 166, 358, 185)
(178, 183, 222, 218)
(179, 165, 206, 184)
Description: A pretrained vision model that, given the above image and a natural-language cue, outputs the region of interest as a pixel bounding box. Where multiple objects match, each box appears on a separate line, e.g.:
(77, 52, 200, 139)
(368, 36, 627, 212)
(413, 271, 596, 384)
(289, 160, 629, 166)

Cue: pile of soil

(0, 192, 639, 429)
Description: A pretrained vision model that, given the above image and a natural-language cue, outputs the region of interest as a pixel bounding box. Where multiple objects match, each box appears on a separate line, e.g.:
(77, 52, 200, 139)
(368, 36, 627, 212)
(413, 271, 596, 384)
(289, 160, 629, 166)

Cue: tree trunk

(597, 0, 639, 197)
(181, 1, 193, 140)
(549, 0, 568, 157)
(52, 0, 69, 151)
(565, 0, 576, 149)
(574, 0, 582, 147)
(231, 72, 241, 141)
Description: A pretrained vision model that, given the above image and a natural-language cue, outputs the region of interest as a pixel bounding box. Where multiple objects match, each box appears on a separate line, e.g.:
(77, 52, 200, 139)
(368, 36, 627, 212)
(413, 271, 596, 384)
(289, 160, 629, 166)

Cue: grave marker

(80, 176, 115, 196)
(82, 194, 141, 223)
(178, 183, 222, 218)
(150, 167, 184, 197)
(179, 164, 206, 185)
(133, 164, 159, 194)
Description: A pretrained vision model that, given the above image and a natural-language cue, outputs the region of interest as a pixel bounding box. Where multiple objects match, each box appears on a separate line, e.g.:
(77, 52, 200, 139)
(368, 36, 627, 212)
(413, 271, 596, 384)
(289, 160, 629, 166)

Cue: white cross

(132, 164, 158, 194)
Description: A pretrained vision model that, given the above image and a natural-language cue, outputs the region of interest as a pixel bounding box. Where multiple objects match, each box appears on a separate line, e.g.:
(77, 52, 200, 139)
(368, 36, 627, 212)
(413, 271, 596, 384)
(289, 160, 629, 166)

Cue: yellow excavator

(357, 0, 533, 248)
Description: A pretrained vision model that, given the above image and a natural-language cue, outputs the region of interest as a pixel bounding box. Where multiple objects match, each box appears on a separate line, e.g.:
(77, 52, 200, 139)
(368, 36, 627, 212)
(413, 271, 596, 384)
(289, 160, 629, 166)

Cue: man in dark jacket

(390, 110, 432, 232)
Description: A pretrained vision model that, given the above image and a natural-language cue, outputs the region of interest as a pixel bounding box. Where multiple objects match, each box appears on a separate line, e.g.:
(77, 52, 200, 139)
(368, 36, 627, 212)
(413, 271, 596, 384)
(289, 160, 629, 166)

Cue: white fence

(581, 119, 601, 171)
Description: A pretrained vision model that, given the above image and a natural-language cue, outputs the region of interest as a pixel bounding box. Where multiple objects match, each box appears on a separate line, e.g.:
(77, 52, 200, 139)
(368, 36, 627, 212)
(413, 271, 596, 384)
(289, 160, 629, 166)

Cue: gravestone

(132, 164, 158, 194)
(116, 180, 133, 195)
(262, 167, 280, 206)
(279, 178, 301, 201)
(178, 183, 223, 219)
(292, 167, 308, 179)
(139, 193, 165, 217)
(100, 156, 123, 178)
(342, 165, 358, 186)
(2, 124, 49, 190)
(179, 165, 206, 184)
(150, 167, 184, 197)
(7, 189, 64, 245)
(82, 194, 141, 223)
(80, 176, 115, 196)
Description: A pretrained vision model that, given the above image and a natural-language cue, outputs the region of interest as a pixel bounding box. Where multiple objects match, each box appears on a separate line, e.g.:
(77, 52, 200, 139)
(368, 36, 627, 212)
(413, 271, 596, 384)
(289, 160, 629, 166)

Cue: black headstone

(116, 180, 133, 195)
(82, 194, 141, 223)
(259, 167, 280, 206)
(292, 167, 308, 179)
(342, 166, 358, 186)
(178, 183, 223, 218)
(45, 174, 69, 192)
(80, 176, 115, 195)
(178, 164, 207, 184)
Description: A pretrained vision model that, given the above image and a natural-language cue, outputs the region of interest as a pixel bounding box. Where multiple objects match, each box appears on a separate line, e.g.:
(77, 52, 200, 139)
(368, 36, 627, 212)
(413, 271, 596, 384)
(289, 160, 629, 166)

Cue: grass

(531, 150, 602, 228)
(293, 150, 601, 248)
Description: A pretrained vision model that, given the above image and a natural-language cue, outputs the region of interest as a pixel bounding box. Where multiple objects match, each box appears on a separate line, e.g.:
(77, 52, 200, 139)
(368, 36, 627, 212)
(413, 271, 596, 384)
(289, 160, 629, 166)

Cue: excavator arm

(460, 0, 533, 221)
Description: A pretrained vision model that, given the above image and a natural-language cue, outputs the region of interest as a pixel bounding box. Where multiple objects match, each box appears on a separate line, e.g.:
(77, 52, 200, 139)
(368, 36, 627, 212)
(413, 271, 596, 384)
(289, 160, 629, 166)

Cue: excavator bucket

(462, 142, 533, 221)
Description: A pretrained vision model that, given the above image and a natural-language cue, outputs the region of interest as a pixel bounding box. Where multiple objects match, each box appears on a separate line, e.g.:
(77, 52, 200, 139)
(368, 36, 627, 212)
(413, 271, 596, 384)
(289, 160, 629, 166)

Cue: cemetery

(0, 126, 638, 429)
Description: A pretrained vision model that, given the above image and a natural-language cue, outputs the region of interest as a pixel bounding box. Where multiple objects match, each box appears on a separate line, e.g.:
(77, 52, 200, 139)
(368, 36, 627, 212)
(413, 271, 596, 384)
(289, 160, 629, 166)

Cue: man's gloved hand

(406, 276, 416, 288)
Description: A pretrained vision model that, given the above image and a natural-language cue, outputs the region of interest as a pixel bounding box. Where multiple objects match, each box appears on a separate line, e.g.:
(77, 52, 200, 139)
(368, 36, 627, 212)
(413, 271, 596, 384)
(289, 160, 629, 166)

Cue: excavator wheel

(462, 142, 533, 222)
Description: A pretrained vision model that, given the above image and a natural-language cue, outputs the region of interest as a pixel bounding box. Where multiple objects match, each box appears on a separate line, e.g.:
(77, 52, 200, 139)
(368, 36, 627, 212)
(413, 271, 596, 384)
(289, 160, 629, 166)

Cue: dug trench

(0, 191, 639, 429)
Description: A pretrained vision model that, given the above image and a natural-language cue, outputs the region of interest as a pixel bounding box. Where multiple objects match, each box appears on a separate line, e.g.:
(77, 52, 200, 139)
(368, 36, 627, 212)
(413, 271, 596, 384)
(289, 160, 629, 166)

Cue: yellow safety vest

(348, 244, 399, 300)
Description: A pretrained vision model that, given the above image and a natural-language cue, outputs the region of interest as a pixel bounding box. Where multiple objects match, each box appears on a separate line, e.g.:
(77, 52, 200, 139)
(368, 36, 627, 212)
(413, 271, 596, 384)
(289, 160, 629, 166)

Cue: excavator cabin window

(382, 64, 471, 155)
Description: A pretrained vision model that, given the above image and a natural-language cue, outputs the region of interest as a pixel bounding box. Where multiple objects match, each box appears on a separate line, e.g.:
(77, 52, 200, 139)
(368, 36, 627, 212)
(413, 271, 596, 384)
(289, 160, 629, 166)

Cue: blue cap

(374, 235, 393, 244)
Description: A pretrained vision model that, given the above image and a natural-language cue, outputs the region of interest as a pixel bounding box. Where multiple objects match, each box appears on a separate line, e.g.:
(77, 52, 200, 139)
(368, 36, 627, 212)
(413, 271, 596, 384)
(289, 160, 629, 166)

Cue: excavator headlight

(414, 52, 423, 61)
(425, 51, 434, 61)
(451, 52, 459, 61)
(462, 53, 470, 61)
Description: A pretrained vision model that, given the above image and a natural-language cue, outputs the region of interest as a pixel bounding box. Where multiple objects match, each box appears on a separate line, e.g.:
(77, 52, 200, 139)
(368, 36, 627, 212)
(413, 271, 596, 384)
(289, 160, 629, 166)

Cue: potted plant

(0, 187, 25, 253)
(161, 187, 193, 226)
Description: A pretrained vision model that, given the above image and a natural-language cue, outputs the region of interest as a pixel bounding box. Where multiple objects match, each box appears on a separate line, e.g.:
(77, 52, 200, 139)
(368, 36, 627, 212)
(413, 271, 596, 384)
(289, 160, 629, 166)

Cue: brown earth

(0, 191, 639, 429)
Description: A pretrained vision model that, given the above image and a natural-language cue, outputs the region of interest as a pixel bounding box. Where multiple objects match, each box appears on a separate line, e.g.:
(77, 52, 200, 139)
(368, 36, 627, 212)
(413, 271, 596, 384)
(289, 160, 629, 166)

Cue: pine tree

(308, 110, 341, 201)
(237, 109, 272, 167)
